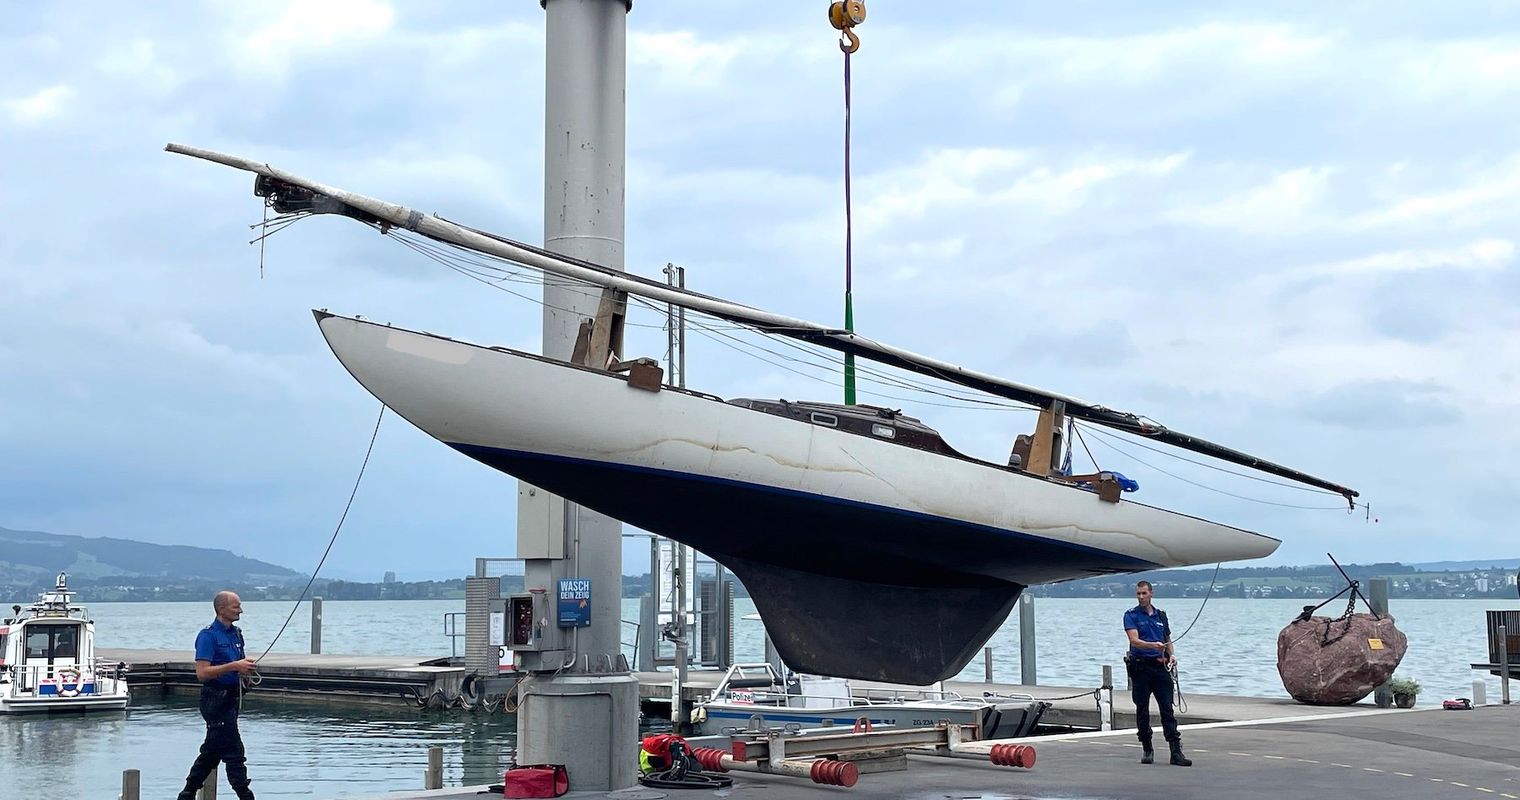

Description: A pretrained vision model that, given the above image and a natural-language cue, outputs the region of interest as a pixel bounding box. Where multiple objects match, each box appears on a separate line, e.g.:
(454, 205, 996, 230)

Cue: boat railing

(620, 617, 640, 667)
(442, 612, 465, 658)
(6, 662, 124, 696)
(850, 686, 969, 704)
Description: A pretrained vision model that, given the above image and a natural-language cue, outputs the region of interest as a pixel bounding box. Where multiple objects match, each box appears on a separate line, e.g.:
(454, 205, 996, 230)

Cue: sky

(2, 1, 1517, 581)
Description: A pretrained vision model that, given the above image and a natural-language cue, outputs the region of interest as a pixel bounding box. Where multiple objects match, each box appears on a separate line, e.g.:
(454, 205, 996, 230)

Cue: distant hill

(1411, 558, 1520, 571)
(0, 525, 302, 585)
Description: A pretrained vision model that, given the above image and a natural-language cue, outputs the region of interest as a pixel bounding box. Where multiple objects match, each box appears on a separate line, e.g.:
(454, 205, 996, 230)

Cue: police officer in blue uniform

(1123, 580, 1192, 767)
(176, 591, 259, 800)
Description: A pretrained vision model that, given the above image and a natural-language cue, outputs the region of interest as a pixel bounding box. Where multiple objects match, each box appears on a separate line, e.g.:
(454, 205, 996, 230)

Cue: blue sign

(557, 579, 592, 628)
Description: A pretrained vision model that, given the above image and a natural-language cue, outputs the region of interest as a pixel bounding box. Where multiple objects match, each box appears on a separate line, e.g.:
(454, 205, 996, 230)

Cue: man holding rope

(1123, 580, 1192, 767)
(176, 590, 259, 800)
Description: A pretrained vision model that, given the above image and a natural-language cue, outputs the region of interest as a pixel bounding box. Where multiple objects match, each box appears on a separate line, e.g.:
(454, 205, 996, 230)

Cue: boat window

(53, 626, 77, 659)
(871, 423, 895, 439)
(26, 629, 48, 660)
(810, 412, 838, 427)
(23, 625, 78, 661)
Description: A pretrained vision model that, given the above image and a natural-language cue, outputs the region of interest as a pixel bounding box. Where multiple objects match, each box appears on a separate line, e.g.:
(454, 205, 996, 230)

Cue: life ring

(57, 667, 82, 697)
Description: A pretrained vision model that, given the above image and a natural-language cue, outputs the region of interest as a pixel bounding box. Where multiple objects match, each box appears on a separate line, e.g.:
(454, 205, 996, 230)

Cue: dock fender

(460, 673, 482, 707)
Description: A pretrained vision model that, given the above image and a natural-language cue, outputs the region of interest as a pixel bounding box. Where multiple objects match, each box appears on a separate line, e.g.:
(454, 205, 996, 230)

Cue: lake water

(3, 596, 1514, 798)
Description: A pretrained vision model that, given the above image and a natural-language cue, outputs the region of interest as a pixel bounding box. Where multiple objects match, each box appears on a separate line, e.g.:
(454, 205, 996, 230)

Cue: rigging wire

(385, 224, 1037, 413)
(398, 224, 1036, 409)
(1170, 562, 1221, 644)
(1079, 420, 1337, 495)
(376, 218, 1360, 512)
(254, 403, 386, 663)
(1076, 422, 1352, 510)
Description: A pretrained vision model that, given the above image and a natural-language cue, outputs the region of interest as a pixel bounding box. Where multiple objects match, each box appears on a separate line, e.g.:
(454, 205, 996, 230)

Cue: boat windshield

(24, 624, 79, 662)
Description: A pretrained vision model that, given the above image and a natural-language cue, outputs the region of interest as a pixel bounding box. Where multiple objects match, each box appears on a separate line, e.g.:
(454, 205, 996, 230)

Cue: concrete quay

(359, 703, 1520, 800)
(634, 669, 1385, 730)
(102, 647, 1389, 731)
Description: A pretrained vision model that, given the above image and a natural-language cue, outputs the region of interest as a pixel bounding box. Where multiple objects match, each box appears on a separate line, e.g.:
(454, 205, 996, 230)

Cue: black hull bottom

(728, 555, 1022, 683)
(453, 443, 1147, 682)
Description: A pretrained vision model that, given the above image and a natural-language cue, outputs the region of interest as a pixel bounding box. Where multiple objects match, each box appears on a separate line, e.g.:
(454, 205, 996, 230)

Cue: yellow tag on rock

(1368, 638, 1384, 650)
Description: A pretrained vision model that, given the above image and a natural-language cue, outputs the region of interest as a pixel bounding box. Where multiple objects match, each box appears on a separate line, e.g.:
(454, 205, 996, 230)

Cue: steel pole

(1369, 579, 1391, 708)
(1500, 625, 1511, 705)
(1019, 594, 1037, 685)
(517, 1, 639, 790)
(310, 596, 322, 655)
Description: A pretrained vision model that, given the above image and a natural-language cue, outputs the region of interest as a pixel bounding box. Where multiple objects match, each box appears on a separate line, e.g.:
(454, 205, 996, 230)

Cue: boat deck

(362, 703, 1520, 800)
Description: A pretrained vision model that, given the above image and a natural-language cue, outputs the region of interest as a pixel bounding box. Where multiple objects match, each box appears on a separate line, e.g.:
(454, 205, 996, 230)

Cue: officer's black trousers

(178, 683, 252, 800)
(1128, 659, 1180, 747)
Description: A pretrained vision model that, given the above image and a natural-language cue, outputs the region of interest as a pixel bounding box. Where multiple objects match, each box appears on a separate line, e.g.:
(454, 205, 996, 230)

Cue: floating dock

(100, 648, 467, 706)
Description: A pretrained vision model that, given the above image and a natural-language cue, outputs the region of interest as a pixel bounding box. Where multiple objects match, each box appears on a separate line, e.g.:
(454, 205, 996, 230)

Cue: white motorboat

(0, 573, 130, 713)
(690, 663, 1049, 740)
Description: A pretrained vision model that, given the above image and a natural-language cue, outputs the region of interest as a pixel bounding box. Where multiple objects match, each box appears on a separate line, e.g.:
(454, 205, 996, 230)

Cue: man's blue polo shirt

(194, 618, 245, 686)
(1123, 605, 1170, 660)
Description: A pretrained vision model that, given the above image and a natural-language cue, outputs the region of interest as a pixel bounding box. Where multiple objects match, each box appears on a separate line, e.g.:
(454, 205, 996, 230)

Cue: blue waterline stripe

(449, 442, 1160, 570)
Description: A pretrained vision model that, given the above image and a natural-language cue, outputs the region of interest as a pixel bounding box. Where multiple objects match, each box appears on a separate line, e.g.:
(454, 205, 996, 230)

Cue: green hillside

(0, 525, 302, 587)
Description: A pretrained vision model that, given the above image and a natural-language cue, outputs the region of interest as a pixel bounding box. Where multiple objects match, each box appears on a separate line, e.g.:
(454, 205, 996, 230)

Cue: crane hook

(839, 28, 860, 54)
(828, 1, 866, 53)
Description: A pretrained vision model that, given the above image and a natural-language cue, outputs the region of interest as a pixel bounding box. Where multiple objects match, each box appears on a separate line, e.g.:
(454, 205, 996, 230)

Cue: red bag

(503, 764, 568, 798)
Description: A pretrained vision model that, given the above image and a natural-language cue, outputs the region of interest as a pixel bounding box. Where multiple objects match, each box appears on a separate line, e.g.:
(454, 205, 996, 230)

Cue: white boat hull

(316, 313, 1279, 682)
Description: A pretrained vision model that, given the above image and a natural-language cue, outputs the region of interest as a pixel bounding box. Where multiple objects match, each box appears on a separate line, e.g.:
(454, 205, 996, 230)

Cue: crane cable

(829, 1, 866, 405)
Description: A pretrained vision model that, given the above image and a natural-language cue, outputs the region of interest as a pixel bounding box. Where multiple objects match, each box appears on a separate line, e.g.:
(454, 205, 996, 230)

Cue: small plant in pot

(1388, 676, 1420, 708)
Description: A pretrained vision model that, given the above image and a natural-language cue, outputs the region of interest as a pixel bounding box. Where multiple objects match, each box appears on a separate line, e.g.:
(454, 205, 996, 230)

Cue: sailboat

(167, 144, 1359, 685)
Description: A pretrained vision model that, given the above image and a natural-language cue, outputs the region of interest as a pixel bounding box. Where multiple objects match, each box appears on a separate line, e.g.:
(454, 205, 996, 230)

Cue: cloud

(1299, 379, 1461, 430)
(2, 2, 1518, 577)
(235, 0, 398, 78)
(4, 85, 73, 123)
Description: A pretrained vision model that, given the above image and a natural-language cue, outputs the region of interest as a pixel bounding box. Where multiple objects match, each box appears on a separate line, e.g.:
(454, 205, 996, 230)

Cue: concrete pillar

(1369, 579, 1391, 708)
(1019, 593, 1037, 685)
(199, 766, 217, 800)
(983, 646, 993, 683)
(310, 596, 322, 655)
(121, 769, 141, 800)
(1472, 678, 1487, 706)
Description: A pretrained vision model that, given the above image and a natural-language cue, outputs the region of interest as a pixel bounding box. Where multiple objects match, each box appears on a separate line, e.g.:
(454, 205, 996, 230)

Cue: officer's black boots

(233, 784, 255, 800)
(1140, 745, 1154, 764)
(1169, 742, 1193, 767)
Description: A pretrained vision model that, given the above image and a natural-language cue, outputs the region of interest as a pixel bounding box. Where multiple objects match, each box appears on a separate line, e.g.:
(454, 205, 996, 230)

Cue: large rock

(1277, 612, 1407, 705)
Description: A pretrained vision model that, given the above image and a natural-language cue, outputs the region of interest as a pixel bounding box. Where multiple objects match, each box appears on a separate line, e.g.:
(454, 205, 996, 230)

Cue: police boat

(0, 573, 130, 713)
